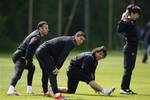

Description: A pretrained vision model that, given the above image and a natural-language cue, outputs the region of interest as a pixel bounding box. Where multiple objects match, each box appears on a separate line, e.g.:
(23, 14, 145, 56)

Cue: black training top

(68, 52, 98, 80)
(17, 29, 42, 60)
(37, 36, 75, 69)
(117, 19, 139, 47)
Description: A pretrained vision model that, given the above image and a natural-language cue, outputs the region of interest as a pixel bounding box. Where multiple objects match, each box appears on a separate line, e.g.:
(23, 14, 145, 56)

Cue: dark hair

(127, 4, 141, 14)
(75, 31, 86, 38)
(37, 21, 48, 29)
(92, 46, 107, 58)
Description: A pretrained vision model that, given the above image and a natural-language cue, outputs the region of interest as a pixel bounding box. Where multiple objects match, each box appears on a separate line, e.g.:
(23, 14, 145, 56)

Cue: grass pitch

(0, 51, 150, 100)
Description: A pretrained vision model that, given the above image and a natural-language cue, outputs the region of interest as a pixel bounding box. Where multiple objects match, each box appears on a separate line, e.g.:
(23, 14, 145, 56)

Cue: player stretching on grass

(7, 21, 49, 96)
(35, 31, 86, 100)
(58, 46, 115, 96)
(117, 4, 141, 94)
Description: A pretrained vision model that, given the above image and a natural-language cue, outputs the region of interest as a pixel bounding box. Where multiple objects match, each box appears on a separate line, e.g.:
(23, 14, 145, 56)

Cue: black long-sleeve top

(117, 19, 139, 47)
(18, 29, 41, 60)
(38, 36, 75, 69)
(68, 52, 98, 80)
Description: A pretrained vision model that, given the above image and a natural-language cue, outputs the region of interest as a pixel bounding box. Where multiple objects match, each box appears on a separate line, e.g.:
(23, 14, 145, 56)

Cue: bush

(0, 37, 17, 52)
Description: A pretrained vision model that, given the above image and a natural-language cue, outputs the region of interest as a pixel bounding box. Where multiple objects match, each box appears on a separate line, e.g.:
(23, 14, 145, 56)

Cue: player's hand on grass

(53, 68, 59, 75)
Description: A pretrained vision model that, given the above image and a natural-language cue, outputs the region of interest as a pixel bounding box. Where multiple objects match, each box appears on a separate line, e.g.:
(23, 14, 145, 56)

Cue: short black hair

(37, 21, 48, 29)
(75, 31, 86, 38)
(127, 4, 141, 14)
(92, 46, 107, 58)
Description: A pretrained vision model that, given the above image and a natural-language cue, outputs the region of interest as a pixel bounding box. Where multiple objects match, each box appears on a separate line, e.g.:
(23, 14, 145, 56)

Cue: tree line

(0, 0, 149, 52)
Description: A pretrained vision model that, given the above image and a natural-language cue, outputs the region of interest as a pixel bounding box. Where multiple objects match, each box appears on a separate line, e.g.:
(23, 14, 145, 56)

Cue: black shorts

(67, 68, 93, 93)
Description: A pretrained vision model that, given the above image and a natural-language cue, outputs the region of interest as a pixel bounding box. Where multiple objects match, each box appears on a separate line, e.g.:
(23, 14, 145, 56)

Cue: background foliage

(0, 0, 150, 52)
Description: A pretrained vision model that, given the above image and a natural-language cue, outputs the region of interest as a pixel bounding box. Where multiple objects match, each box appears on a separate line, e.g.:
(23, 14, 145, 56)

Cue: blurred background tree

(0, 0, 149, 52)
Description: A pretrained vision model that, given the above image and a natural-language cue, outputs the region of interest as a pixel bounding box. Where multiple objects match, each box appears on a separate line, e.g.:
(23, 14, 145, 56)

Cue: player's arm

(81, 56, 94, 77)
(89, 80, 103, 93)
(117, 11, 134, 33)
(25, 37, 40, 61)
(56, 42, 74, 69)
(90, 67, 96, 80)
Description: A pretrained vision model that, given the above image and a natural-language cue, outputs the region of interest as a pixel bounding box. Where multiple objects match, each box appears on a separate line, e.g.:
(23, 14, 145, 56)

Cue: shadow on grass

(134, 93, 150, 97)
(138, 94, 150, 97)
(32, 94, 87, 100)
(21, 93, 150, 100)
(74, 93, 117, 97)
(63, 93, 118, 100)
(117, 93, 150, 98)
(23, 93, 45, 97)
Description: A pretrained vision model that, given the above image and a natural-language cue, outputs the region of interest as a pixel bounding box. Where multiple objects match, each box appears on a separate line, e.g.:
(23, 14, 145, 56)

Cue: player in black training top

(117, 4, 141, 94)
(7, 21, 49, 96)
(58, 46, 115, 96)
(35, 31, 86, 99)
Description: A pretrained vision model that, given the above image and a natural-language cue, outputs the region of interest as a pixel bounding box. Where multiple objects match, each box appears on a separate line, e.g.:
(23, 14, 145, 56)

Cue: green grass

(0, 51, 150, 100)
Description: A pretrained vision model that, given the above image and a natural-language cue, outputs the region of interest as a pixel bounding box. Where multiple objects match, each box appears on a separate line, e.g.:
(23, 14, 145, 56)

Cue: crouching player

(36, 31, 86, 99)
(58, 46, 115, 96)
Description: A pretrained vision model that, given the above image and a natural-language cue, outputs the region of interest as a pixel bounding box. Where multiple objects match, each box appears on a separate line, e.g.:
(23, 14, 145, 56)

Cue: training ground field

(0, 51, 150, 100)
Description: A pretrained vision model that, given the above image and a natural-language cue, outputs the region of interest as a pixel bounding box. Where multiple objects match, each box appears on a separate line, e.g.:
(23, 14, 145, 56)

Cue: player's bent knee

(67, 90, 76, 94)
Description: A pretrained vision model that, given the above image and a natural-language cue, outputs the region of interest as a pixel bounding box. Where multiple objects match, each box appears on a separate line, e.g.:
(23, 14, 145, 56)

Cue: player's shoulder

(81, 52, 93, 59)
(26, 30, 40, 39)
